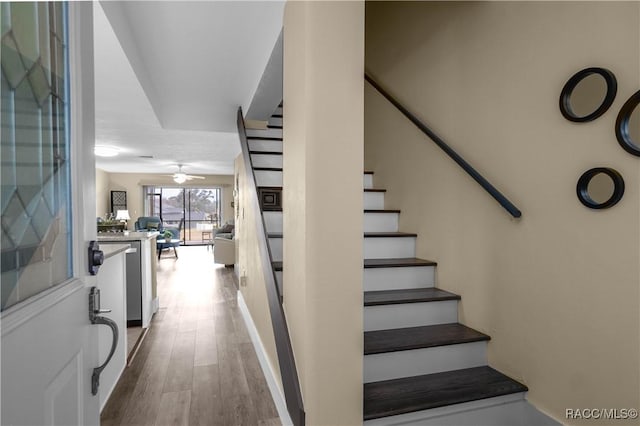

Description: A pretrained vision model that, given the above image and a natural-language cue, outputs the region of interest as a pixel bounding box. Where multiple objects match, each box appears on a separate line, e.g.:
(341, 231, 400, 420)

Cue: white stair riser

(364, 174, 373, 189)
(364, 341, 487, 383)
(263, 211, 282, 234)
(275, 270, 283, 296)
(364, 394, 538, 426)
(248, 140, 282, 152)
(364, 237, 415, 259)
(364, 212, 399, 233)
(255, 170, 283, 187)
(246, 128, 282, 138)
(364, 192, 385, 209)
(269, 116, 283, 126)
(274, 106, 283, 115)
(269, 237, 283, 262)
(364, 300, 457, 331)
(364, 266, 435, 291)
(251, 153, 283, 168)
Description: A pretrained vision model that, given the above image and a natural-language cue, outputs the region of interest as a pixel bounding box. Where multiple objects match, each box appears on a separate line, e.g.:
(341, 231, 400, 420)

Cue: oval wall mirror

(560, 67, 617, 122)
(615, 90, 640, 156)
(576, 167, 625, 209)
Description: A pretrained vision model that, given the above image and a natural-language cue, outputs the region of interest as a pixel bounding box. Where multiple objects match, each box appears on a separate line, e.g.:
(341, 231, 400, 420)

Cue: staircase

(361, 171, 552, 426)
(245, 105, 285, 297)
(243, 105, 554, 426)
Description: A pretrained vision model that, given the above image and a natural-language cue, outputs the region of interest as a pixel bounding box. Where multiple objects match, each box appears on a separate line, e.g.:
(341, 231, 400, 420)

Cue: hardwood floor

(101, 246, 280, 426)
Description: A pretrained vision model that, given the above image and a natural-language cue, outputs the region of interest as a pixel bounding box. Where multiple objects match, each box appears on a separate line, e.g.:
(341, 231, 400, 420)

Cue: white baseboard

(237, 292, 293, 426)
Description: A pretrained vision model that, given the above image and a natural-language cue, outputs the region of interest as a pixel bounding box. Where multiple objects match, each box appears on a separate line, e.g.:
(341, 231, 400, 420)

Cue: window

(143, 186, 222, 245)
(1, 3, 72, 310)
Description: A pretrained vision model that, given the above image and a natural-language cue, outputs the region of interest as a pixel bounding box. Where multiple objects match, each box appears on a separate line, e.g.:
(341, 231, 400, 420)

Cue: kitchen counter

(100, 243, 130, 259)
(97, 231, 159, 242)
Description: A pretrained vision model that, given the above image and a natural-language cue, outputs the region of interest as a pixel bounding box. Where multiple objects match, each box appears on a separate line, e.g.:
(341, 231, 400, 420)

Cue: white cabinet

(96, 245, 128, 411)
(98, 232, 159, 328)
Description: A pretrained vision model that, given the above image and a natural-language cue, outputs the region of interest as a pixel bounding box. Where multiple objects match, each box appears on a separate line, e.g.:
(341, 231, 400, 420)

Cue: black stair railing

(365, 73, 522, 219)
(236, 107, 305, 426)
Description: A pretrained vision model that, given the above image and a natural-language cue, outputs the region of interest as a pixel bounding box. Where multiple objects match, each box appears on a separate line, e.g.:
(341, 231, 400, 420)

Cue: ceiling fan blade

(187, 175, 205, 179)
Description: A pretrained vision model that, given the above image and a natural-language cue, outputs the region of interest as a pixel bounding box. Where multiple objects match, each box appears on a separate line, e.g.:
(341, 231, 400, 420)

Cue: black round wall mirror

(576, 167, 625, 209)
(615, 90, 640, 156)
(560, 67, 617, 122)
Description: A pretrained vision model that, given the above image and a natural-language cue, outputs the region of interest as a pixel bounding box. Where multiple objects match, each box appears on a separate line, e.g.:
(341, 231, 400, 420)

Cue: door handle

(89, 287, 119, 396)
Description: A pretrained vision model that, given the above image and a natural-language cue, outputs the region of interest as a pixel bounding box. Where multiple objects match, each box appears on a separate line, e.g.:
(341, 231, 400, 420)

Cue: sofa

(213, 220, 235, 266)
(214, 220, 234, 239)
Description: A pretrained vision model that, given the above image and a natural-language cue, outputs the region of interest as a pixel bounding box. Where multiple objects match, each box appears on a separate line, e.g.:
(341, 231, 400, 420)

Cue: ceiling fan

(167, 164, 205, 184)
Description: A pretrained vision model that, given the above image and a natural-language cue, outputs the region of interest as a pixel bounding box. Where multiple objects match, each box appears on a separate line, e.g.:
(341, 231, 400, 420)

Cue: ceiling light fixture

(173, 173, 187, 184)
(94, 146, 120, 157)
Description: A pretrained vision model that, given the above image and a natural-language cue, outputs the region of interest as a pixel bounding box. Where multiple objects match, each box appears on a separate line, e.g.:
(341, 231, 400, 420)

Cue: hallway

(101, 246, 281, 426)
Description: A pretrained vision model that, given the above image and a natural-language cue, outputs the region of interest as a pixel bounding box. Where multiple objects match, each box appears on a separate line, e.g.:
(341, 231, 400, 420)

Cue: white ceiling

(94, 1, 284, 175)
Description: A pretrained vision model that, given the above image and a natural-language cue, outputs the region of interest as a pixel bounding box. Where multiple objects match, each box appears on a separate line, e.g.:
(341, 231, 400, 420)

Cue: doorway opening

(143, 186, 222, 246)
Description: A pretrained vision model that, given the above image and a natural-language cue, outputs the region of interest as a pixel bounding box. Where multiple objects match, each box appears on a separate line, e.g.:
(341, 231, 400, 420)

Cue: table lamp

(115, 210, 130, 229)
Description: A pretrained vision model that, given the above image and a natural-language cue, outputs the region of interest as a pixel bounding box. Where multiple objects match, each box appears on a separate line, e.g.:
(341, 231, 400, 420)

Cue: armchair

(157, 219, 183, 259)
(164, 218, 184, 239)
(135, 216, 163, 232)
(214, 236, 235, 266)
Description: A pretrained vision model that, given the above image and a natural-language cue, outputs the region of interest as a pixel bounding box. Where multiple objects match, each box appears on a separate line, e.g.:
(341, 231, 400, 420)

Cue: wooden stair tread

(364, 323, 489, 355)
(364, 258, 436, 268)
(363, 366, 528, 420)
(272, 261, 283, 271)
(250, 151, 282, 155)
(269, 232, 415, 239)
(364, 170, 374, 174)
(364, 188, 387, 192)
(364, 288, 460, 306)
(271, 114, 283, 118)
(364, 209, 401, 213)
(247, 136, 283, 141)
(267, 125, 283, 129)
(254, 167, 283, 171)
(364, 232, 417, 238)
(268, 232, 418, 238)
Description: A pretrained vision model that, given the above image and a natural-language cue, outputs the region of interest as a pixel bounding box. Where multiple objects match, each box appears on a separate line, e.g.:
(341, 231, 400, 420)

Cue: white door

(1, 3, 102, 425)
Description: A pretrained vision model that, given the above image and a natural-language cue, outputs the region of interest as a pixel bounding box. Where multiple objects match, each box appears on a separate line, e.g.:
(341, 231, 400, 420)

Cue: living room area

(96, 172, 235, 245)
(92, 0, 242, 263)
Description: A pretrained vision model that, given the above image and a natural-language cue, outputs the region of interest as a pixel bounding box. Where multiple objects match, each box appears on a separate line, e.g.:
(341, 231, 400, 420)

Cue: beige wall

(105, 172, 234, 229)
(235, 154, 283, 395)
(96, 168, 110, 218)
(283, 2, 364, 425)
(365, 2, 639, 424)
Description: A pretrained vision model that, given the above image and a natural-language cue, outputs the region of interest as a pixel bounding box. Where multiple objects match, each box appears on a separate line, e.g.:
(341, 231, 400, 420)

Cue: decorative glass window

(1, 2, 72, 310)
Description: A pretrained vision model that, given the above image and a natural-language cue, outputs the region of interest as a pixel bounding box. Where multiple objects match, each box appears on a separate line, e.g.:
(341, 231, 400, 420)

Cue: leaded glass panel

(1, 2, 71, 310)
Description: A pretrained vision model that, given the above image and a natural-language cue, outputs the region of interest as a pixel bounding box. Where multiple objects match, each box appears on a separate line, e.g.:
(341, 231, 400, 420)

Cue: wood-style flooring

(101, 246, 281, 426)
(127, 327, 143, 355)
